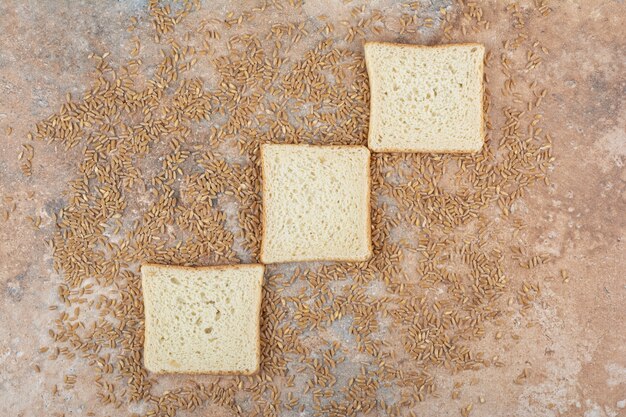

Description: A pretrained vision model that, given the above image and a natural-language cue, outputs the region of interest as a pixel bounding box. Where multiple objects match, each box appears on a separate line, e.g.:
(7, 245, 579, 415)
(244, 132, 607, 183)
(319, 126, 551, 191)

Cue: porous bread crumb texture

(366, 42, 485, 153)
(141, 264, 263, 374)
(261, 144, 371, 263)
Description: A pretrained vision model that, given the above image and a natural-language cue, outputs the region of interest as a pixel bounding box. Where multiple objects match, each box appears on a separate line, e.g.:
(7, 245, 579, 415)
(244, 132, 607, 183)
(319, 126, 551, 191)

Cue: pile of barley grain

(31, 0, 557, 416)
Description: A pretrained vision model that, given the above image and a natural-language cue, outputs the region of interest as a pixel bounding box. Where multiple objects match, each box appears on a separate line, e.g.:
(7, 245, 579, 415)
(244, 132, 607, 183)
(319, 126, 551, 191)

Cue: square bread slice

(365, 42, 485, 153)
(260, 144, 372, 263)
(141, 263, 264, 375)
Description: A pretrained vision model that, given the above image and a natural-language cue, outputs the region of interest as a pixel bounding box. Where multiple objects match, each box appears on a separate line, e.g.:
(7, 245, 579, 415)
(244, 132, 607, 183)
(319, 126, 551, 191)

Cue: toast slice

(260, 144, 372, 263)
(141, 263, 264, 375)
(365, 42, 485, 153)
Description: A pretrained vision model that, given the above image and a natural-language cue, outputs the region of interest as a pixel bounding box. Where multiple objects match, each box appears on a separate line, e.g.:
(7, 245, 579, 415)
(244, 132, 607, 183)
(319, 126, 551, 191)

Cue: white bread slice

(260, 144, 372, 263)
(141, 263, 264, 375)
(365, 42, 485, 153)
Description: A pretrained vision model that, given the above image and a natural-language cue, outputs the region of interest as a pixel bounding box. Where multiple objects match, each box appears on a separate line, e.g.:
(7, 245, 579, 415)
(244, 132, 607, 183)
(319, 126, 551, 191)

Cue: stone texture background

(0, 1, 625, 416)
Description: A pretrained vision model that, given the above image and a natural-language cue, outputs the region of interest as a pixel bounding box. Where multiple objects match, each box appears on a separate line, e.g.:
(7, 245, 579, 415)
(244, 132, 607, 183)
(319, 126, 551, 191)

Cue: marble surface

(0, 1, 625, 416)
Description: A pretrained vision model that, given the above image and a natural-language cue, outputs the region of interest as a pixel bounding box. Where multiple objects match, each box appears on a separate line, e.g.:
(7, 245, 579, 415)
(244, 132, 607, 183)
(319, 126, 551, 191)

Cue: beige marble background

(0, 1, 625, 416)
